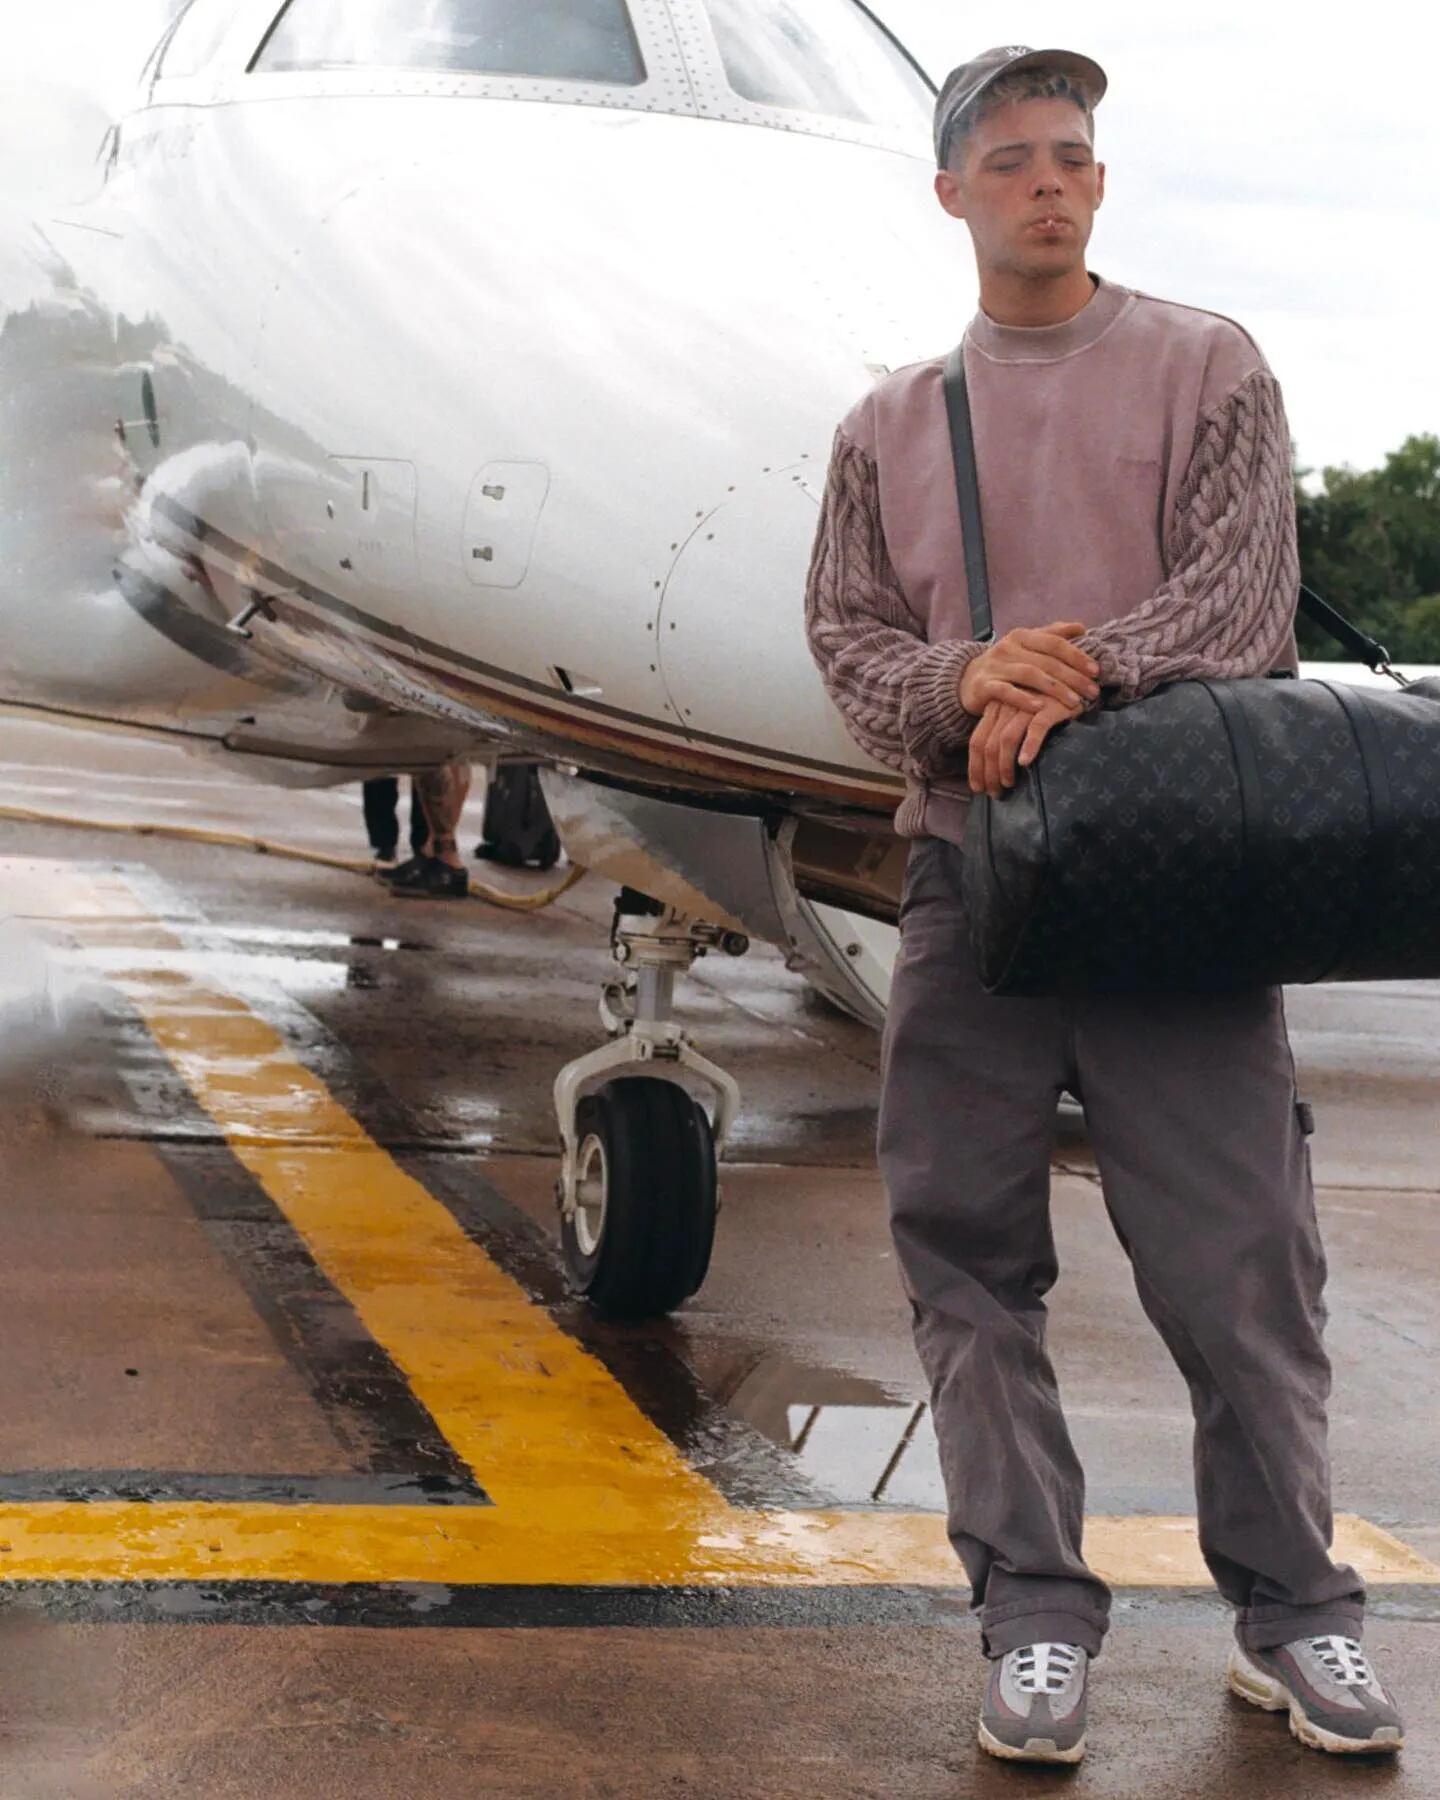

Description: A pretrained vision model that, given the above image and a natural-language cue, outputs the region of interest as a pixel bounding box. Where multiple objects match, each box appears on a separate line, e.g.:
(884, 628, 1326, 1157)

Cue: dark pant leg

(408, 780, 427, 854)
(1074, 985, 1365, 1650)
(879, 837, 1111, 1659)
(362, 778, 400, 856)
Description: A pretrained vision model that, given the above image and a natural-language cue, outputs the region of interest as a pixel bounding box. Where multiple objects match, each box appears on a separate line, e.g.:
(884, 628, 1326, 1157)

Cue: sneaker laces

(1010, 1642, 1082, 1695)
(1306, 1635, 1374, 1687)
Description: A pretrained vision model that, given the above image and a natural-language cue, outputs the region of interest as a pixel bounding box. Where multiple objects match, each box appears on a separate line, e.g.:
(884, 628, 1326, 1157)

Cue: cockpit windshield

(696, 0, 931, 136)
(254, 0, 648, 87)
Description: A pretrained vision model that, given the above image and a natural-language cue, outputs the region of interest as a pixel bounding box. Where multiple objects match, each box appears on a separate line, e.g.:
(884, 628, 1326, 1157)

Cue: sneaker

(378, 852, 426, 883)
(1228, 1636, 1404, 1754)
(380, 855, 468, 899)
(370, 849, 400, 874)
(978, 1642, 1087, 1764)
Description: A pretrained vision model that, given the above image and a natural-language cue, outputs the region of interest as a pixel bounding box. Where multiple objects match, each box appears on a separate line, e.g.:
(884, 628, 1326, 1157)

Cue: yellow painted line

(0, 1505, 1433, 1589)
(2, 856, 1438, 1591)
(13, 864, 723, 1531)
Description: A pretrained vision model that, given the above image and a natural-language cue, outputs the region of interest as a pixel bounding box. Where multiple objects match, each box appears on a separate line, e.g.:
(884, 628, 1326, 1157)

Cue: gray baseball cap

(934, 45, 1108, 169)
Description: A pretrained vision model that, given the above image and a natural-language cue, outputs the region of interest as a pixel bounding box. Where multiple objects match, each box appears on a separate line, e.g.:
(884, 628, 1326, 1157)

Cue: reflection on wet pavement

(719, 1354, 944, 1509)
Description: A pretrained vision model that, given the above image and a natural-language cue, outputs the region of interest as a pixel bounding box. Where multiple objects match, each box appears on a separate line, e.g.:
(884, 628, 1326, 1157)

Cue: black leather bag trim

(1202, 681, 1265, 866)
(1315, 679, 1394, 979)
(979, 780, 1029, 994)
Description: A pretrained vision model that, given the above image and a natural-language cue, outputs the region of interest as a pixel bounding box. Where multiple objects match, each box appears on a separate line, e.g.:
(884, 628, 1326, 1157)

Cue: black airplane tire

(560, 1079, 717, 1319)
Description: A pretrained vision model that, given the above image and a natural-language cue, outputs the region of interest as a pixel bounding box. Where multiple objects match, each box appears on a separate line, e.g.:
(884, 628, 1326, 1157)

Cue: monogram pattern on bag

(963, 679, 1440, 994)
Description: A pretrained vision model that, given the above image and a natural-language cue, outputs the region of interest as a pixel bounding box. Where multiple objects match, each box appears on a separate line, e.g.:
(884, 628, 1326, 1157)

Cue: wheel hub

(573, 1132, 609, 1258)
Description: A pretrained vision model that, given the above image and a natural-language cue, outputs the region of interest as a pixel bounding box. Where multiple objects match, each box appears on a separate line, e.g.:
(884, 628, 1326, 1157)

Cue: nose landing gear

(553, 889, 746, 1318)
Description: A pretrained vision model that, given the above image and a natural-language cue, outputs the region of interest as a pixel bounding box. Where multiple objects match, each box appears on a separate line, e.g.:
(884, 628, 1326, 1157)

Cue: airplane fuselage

(5, 0, 970, 830)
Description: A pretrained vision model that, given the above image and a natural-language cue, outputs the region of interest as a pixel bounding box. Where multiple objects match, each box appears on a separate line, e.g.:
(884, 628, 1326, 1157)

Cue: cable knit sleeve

(1076, 367, 1299, 704)
(804, 425, 984, 778)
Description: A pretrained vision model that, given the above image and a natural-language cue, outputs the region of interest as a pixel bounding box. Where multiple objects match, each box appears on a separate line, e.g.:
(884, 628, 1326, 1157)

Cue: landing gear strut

(553, 889, 747, 1317)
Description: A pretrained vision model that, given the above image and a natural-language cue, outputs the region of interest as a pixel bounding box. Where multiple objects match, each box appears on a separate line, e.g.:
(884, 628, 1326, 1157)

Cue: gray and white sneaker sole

(1227, 1645, 1403, 1754)
(977, 1721, 1085, 1765)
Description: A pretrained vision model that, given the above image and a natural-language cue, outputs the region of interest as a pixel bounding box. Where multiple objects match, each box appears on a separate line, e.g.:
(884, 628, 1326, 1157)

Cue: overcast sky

(7, 0, 1437, 473)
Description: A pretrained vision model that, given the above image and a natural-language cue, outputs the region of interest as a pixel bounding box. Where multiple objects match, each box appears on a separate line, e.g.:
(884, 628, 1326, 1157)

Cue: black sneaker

(381, 855, 468, 899)
(377, 853, 426, 884)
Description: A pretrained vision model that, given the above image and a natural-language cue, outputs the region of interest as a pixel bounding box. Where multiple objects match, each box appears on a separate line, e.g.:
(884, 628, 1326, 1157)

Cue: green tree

(1295, 433, 1440, 662)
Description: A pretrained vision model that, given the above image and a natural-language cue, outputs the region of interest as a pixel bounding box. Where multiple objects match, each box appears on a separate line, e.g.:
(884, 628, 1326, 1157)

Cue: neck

(976, 264, 1097, 328)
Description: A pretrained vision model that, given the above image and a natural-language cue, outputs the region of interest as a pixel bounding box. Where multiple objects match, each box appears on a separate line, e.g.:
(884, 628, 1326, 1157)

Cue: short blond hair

(946, 68, 1093, 170)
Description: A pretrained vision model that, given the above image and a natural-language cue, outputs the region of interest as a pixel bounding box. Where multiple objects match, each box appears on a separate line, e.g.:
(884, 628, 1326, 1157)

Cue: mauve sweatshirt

(803, 272, 1301, 845)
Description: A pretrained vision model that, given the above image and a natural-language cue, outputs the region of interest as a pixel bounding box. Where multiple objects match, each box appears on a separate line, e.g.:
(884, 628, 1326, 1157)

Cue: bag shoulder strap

(939, 341, 1395, 673)
(942, 342, 994, 644)
(1297, 585, 1393, 673)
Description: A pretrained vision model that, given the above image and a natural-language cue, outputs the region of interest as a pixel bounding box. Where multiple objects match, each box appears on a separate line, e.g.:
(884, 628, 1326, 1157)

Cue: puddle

(206, 928, 429, 954)
(718, 1352, 944, 1509)
(52, 938, 436, 1002)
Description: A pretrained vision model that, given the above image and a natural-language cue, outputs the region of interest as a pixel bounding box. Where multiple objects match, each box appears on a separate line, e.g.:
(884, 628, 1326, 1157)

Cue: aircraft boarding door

(656, 460, 889, 783)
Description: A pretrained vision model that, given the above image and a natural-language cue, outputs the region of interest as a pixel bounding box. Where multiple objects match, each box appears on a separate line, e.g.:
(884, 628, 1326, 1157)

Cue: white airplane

(3, 0, 973, 1317)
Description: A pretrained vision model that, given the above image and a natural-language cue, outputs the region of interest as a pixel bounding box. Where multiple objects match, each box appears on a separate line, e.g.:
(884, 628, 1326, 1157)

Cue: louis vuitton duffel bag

(959, 665, 1440, 994)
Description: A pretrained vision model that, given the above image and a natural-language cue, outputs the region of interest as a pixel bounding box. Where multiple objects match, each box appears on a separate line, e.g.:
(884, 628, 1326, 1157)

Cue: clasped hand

(958, 622, 1102, 798)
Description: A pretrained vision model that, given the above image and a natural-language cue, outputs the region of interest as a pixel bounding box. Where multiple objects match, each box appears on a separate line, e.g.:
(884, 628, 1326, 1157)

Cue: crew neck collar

(965, 272, 1130, 364)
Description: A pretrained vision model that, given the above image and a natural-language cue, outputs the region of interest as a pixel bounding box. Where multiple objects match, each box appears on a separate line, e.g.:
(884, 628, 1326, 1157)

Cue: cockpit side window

(157, 0, 241, 81)
(252, 0, 647, 87)
(694, 0, 930, 136)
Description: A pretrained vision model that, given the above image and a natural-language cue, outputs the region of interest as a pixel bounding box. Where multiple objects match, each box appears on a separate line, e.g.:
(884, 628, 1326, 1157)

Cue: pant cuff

(982, 1609, 1107, 1661)
(1237, 1606, 1366, 1652)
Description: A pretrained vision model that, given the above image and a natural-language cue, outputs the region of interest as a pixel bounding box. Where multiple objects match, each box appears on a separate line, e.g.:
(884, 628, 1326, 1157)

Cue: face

(935, 95, 1105, 281)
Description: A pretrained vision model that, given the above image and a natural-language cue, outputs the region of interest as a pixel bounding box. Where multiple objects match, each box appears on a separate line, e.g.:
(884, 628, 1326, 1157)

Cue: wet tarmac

(0, 714, 1437, 1797)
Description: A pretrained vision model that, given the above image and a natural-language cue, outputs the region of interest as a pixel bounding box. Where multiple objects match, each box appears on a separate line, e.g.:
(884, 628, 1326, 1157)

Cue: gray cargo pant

(879, 834, 1366, 1662)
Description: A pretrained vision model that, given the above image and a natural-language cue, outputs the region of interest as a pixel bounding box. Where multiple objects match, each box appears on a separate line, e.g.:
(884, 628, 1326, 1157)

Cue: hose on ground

(0, 805, 587, 913)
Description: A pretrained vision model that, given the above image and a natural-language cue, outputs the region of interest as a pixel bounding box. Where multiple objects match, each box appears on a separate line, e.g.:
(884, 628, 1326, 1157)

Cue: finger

(980, 678, 1050, 713)
(1017, 712, 1055, 768)
(1009, 648, 1101, 694)
(1012, 631, 1102, 678)
(1018, 703, 1073, 767)
(998, 711, 1030, 787)
(974, 709, 995, 795)
(987, 712, 1020, 797)
(968, 710, 994, 793)
(993, 655, 1097, 706)
(984, 706, 1016, 794)
(1013, 640, 1103, 686)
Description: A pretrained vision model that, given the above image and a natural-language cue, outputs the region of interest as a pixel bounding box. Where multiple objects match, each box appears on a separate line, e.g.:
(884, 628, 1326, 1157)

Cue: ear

(1094, 160, 1106, 208)
(934, 168, 967, 223)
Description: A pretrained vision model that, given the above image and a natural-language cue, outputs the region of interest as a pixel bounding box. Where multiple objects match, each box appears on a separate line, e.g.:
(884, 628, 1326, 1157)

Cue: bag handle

(941, 340, 1405, 682)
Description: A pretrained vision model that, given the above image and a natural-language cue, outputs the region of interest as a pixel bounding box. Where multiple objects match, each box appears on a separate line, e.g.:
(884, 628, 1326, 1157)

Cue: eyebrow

(983, 139, 1094, 157)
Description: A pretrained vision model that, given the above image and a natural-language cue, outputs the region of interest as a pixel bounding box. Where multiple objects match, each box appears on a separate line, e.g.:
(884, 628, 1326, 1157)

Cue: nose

(1029, 148, 1071, 198)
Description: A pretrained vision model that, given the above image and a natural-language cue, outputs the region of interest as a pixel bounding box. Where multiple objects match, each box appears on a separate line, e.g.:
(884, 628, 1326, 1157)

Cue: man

(804, 46, 1404, 1765)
